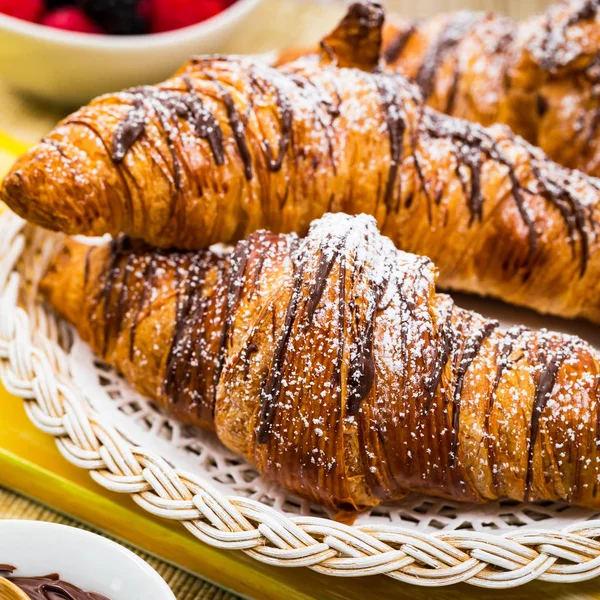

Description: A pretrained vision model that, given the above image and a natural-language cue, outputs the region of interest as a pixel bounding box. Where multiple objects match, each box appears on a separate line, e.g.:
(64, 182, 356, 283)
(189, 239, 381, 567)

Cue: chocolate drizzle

(211, 239, 251, 415)
(454, 140, 484, 224)
(416, 11, 483, 99)
(264, 83, 294, 172)
(346, 272, 388, 416)
(376, 76, 407, 212)
(289, 74, 340, 174)
(180, 74, 226, 164)
(449, 320, 498, 466)
(257, 220, 392, 438)
(426, 113, 529, 227)
(42, 138, 68, 159)
(257, 248, 306, 444)
(539, 0, 599, 72)
(412, 142, 434, 222)
(96, 237, 229, 423)
(306, 236, 346, 322)
(129, 249, 161, 360)
(423, 307, 454, 415)
(111, 87, 198, 220)
(107, 56, 367, 209)
(445, 66, 462, 115)
(111, 101, 146, 163)
(488, 326, 526, 411)
(210, 79, 254, 180)
(83, 247, 93, 288)
(112, 84, 225, 166)
(565, 0, 597, 27)
(422, 111, 590, 271)
(163, 252, 212, 403)
(525, 345, 567, 497)
(100, 235, 132, 357)
(514, 138, 590, 275)
(110, 71, 269, 226)
(383, 24, 416, 64)
(98, 237, 169, 361)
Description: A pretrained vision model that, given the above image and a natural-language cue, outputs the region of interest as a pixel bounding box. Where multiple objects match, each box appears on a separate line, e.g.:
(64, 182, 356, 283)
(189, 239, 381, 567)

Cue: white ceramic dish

(0, 0, 263, 106)
(0, 520, 176, 600)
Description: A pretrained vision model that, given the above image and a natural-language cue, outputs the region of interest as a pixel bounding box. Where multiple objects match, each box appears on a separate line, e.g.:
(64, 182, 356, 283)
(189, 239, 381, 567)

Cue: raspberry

(0, 0, 44, 22)
(77, 0, 147, 35)
(42, 6, 104, 33)
(148, 0, 224, 34)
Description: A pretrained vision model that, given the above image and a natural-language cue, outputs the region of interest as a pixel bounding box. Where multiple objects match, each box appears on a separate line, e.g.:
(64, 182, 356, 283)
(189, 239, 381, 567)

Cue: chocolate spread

(0, 565, 111, 600)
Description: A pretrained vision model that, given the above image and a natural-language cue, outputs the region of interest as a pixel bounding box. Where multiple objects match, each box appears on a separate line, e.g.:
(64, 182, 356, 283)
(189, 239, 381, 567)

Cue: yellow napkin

(0, 131, 28, 178)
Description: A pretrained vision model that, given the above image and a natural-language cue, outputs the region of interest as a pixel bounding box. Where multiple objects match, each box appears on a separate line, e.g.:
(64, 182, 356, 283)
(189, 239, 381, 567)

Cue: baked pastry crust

(40, 213, 600, 511)
(5, 1, 600, 323)
(279, 0, 600, 176)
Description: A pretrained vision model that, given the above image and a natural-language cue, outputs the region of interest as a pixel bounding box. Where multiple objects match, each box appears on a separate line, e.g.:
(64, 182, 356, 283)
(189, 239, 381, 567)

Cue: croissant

(40, 213, 600, 512)
(4, 2, 600, 324)
(279, 0, 600, 176)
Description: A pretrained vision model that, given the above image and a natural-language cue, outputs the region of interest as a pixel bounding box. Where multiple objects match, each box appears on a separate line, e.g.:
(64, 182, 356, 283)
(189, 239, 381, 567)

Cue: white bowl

(0, 520, 176, 600)
(0, 0, 263, 106)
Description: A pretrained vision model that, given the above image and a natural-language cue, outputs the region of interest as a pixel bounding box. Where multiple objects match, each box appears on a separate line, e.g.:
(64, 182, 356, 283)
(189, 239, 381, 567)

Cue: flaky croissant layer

(380, 0, 600, 177)
(41, 213, 600, 512)
(279, 0, 600, 176)
(4, 2, 600, 325)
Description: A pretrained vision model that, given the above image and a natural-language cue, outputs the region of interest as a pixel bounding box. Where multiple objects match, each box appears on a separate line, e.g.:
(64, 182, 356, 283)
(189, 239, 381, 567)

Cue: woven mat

(0, 487, 241, 600)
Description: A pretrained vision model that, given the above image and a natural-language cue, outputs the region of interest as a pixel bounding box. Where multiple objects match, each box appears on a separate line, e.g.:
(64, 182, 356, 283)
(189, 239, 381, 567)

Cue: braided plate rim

(3, 210, 600, 588)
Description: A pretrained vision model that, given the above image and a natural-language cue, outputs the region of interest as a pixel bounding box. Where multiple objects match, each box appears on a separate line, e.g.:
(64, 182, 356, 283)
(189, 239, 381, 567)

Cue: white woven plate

(3, 209, 600, 587)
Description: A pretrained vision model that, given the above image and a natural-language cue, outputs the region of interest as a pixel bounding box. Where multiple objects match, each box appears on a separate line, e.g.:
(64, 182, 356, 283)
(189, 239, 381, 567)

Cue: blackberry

(77, 0, 147, 35)
(46, 0, 73, 9)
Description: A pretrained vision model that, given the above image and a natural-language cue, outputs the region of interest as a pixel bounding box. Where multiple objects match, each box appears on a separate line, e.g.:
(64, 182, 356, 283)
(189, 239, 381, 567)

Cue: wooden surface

(0, 1, 593, 599)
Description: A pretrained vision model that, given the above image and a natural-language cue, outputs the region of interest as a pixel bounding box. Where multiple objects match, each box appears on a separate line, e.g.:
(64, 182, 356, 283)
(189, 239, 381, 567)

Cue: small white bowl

(0, 0, 263, 106)
(0, 520, 176, 600)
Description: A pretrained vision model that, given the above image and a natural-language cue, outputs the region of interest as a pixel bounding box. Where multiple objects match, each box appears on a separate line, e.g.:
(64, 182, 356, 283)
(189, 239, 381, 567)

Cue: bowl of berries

(0, 0, 263, 105)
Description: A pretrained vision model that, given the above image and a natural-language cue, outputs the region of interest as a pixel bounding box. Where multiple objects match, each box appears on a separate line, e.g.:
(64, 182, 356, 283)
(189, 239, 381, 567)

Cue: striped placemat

(0, 131, 27, 177)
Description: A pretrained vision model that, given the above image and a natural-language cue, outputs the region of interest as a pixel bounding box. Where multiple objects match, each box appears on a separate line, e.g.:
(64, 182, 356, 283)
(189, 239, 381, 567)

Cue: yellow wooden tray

(1, 136, 599, 600)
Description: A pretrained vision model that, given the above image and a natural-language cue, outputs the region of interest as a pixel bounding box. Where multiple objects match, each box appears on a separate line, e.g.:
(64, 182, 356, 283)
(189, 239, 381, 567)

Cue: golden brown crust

(318, 1, 385, 71)
(378, 0, 600, 176)
(40, 213, 600, 511)
(6, 0, 600, 325)
(279, 1, 600, 175)
(41, 236, 230, 430)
